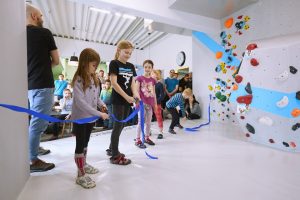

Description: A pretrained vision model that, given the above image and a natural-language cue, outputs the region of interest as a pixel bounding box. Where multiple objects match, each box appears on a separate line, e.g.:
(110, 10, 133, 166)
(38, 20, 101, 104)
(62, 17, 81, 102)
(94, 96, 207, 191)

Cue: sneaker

(145, 138, 155, 145)
(168, 129, 177, 134)
(76, 174, 96, 189)
(157, 133, 163, 139)
(176, 124, 184, 129)
(30, 159, 55, 173)
(38, 147, 51, 156)
(135, 140, 147, 149)
(84, 163, 99, 174)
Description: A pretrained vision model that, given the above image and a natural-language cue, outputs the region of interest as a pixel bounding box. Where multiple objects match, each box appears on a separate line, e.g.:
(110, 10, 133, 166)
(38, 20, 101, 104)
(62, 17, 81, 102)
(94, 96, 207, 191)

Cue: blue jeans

(28, 88, 54, 161)
(104, 104, 113, 129)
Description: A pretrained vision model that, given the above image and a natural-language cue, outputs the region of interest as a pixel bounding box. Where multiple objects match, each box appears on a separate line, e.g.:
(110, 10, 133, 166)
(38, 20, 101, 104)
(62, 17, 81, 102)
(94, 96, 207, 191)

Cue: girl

(166, 88, 193, 134)
(152, 70, 165, 139)
(71, 48, 109, 189)
(135, 60, 157, 148)
(185, 95, 201, 120)
(107, 40, 139, 165)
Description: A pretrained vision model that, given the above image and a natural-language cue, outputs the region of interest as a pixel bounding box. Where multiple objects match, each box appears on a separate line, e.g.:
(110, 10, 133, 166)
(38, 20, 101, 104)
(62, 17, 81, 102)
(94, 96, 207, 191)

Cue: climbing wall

(229, 33, 300, 152)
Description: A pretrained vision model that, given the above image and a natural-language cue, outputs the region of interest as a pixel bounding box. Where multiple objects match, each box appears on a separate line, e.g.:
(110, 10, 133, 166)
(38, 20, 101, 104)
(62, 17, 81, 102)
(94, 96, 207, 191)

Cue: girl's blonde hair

(182, 88, 193, 96)
(71, 48, 100, 92)
(152, 70, 162, 80)
(114, 40, 134, 60)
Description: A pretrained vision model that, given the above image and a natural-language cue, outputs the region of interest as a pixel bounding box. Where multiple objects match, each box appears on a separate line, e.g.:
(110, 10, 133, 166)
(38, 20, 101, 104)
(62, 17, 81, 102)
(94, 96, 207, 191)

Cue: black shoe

(168, 129, 176, 134)
(38, 147, 50, 156)
(157, 134, 163, 139)
(176, 124, 184, 129)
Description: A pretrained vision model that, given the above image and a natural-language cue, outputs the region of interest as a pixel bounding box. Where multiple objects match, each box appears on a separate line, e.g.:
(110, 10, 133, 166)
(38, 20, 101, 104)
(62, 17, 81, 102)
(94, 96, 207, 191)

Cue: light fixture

(68, 53, 78, 66)
(89, 7, 111, 14)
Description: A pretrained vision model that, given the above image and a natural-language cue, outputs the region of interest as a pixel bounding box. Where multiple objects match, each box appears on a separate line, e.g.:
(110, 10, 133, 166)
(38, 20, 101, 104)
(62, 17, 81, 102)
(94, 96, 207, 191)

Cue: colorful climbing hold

(291, 123, 300, 131)
(235, 75, 243, 83)
(245, 133, 250, 137)
(290, 142, 296, 148)
(246, 43, 258, 51)
(258, 116, 273, 126)
(282, 142, 289, 147)
(216, 51, 223, 59)
(246, 123, 255, 134)
(232, 84, 238, 91)
(250, 58, 259, 66)
(245, 82, 252, 94)
(219, 95, 227, 102)
(240, 116, 245, 119)
(276, 96, 289, 108)
(291, 108, 300, 118)
(237, 94, 253, 105)
(269, 139, 275, 143)
(224, 17, 234, 29)
(208, 85, 213, 91)
(289, 66, 297, 74)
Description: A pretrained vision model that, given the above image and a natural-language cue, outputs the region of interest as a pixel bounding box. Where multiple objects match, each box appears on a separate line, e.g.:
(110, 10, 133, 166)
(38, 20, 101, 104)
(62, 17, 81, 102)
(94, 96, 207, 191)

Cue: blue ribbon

(0, 104, 99, 124)
(184, 95, 212, 132)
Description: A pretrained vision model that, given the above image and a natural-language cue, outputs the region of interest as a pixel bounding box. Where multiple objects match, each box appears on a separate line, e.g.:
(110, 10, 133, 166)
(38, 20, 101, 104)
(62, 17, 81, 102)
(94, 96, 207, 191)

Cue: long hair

(114, 40, 134, 60)
(71, 48, 100, 92)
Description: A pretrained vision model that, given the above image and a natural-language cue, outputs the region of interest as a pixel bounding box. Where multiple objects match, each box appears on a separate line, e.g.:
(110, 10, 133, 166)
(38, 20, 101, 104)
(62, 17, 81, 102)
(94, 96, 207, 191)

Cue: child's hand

(100, 112, 109, 120)
(125, 96, 136, 104)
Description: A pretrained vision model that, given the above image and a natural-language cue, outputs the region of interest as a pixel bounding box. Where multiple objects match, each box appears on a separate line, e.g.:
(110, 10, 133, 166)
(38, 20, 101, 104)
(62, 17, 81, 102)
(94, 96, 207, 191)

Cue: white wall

(0, 1, 29, 200)
(193, 0, 300, 121)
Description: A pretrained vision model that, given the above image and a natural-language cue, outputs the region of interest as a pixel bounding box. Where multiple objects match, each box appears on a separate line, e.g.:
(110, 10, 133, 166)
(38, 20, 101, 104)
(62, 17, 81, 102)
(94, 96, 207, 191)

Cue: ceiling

(169, 0, 259, 19)
(30, 0, 168, 50)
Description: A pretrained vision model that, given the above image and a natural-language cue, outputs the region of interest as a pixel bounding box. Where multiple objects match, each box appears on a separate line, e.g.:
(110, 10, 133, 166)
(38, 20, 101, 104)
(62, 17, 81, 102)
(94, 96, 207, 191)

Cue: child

(54, 74, 68, 100)
(166, 88, 193, 134)
(70, 48, 109, 189)
(107, 40, 139, 165)
(135, 60, 157, 148)
(185, 95, 201, 119)
(49, 88, 73, 140)
(152, 70, 165, 139)
(100, 79, 113, 129)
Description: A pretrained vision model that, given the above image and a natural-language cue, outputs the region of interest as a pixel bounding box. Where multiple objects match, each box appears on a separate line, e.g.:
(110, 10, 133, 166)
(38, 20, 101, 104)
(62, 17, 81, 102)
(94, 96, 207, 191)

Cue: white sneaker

(76, 174, 96, 189)
(84, 163, 99, 174)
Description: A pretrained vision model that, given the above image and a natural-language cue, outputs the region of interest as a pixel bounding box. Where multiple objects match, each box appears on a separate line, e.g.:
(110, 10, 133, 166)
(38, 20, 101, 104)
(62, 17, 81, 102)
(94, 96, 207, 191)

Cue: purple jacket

(71, 76, 105, 122)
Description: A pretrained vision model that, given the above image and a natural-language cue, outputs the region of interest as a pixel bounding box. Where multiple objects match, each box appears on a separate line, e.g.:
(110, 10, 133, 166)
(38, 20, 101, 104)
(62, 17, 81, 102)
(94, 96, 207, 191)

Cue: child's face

(105, 82, 111, 89)
(89, 61, 98, 74)
(151, 72, 157, 80)
(118, 48, 132, 62)
(64, 91, 71, 98)
(144, 63, 153, 74)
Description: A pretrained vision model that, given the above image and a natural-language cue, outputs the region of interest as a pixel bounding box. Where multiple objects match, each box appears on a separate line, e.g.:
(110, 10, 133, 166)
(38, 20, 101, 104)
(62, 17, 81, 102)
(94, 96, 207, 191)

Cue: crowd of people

(26, 3, 201, 189)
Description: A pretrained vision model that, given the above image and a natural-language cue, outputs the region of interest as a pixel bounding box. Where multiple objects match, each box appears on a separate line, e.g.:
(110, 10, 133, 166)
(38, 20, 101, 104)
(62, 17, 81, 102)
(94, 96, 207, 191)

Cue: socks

(74, 153, 85, 177)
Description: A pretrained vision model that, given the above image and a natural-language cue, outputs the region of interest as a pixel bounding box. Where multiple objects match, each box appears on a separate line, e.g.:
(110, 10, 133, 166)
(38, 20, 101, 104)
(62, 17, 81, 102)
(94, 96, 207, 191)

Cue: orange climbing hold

(232, 84, 238, 91)
(216, 51, 223, 59)
(290, 142, 296, 148)
(224, 17, 234, 28)
(291, 108, 300, 117)
(236, 94, 253, 105)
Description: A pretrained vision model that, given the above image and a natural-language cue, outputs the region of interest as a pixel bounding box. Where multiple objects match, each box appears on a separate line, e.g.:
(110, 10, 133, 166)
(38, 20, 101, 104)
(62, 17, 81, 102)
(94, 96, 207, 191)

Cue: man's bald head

(26, 3, 43, 27)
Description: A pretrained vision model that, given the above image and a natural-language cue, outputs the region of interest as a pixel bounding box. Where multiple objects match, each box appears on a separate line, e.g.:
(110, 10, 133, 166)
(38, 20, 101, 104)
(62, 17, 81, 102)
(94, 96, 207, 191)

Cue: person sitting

(48, 89, 73, 140)
(185, 95, 201, 120)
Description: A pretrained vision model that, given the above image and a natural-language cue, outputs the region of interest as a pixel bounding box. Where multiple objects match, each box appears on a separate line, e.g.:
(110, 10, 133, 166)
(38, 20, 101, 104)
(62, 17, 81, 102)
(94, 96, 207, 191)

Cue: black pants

(110, 104, 130, 157)
(168, 108, 179, 130)
(72, 123, 94, 154)
(48, 114, 68, 136)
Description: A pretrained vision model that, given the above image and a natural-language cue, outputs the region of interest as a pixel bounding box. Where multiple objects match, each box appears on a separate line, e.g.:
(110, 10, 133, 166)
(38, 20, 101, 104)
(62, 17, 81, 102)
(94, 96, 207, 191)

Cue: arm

(50, 49, 60, 67)
(131, 76, 140, 100)
(170, 85, 179, 96)
(110, 74, 135, 104)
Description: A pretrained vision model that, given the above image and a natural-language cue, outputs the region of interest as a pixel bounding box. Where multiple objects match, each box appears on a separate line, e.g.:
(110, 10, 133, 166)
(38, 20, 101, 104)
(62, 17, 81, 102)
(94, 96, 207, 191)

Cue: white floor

(18, 120, 300, 200)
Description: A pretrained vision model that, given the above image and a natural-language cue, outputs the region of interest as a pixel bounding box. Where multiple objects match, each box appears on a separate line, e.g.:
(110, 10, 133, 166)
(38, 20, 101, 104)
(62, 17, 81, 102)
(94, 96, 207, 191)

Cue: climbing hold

(215, 92, 222, 98)
(245, 133, 250, 137)
(236, 94, 253, 105)
(250, 58, 259, 66)
(235, 75, 243, 83)
(208, 85, 213, 91)
(232, 84, 238, 91)
(296, 91, 300, 100)
(246, 123, 255, 134)
(258, 116, 273, 126)
(269, 139, 275, 143)
(275, 70, 289, 81)
(244, 16, 250, 22)
(291, 108, 300, 118)
(219, 95, 227, 102)
(289, 66, 297, 74)
(291, 123, 300, 131)
(282, 142, 289, 147)
(216, 51, 223, 59)
(246, 43, 258, 51)
(290, 142, 296, 148)
(224, 17, 234, 28)
(220, 31, 226, 39)
(240, 116, 245, 119)
(215, 65, 221, 72)
(276, 96, 289, 108)
(226, 56, 233, 64)
(245, 82, 252, 94)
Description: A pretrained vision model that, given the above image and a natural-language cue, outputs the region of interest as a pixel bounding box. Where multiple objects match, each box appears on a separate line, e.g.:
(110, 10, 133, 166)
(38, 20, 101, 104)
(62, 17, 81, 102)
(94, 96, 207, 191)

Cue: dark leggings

(110, 104, 130, 157)
(168, 108, 180, 130)
(72, 123, 94, 154)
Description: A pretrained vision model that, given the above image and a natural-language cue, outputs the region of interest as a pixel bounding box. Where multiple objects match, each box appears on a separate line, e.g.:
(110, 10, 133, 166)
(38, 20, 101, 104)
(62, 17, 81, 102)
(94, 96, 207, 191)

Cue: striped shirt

(166, 93, 185, 114)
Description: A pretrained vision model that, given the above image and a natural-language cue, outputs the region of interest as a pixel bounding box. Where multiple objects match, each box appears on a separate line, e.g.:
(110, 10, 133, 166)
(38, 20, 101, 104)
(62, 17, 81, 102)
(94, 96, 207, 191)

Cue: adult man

(26, 3, 59, 172)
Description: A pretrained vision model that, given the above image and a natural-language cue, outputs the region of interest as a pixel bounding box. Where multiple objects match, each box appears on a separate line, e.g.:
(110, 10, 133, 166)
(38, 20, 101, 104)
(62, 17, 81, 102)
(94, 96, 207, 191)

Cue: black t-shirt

(109, 60, 137, 105)
(27, 25, 57, 90)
